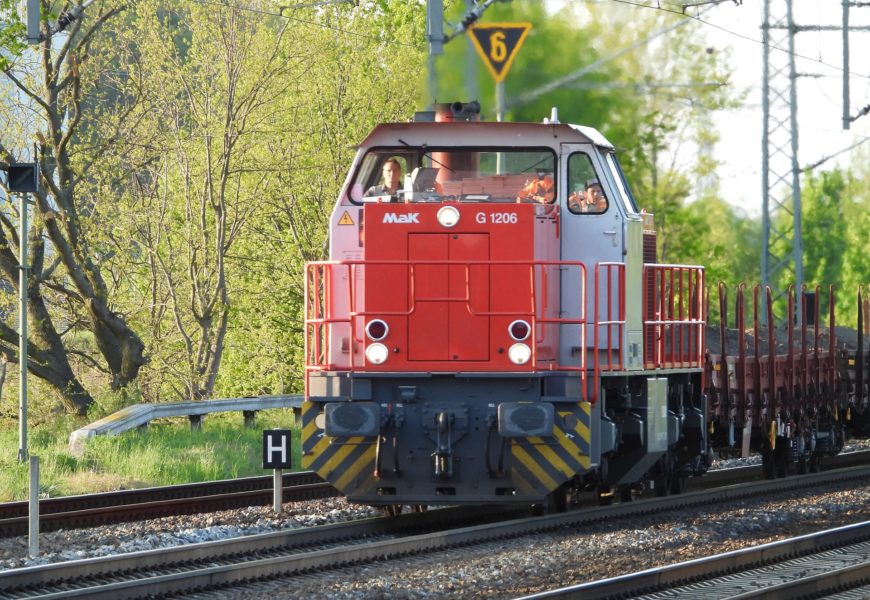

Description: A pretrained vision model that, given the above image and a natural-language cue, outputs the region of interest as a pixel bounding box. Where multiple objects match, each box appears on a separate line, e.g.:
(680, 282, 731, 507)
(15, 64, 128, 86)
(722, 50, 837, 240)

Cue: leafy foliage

(0, 0, 27, 72)
(79, 0, 426, 401)
(0, 0, 864, 420)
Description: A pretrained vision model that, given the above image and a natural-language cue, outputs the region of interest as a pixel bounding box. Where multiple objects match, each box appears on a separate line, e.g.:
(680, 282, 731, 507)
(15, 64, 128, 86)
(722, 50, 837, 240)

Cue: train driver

(584, 179, 607, 212)
(516, 169, 555, 204)
(365, 158, 403, 201)
(568, 179, 607, 213)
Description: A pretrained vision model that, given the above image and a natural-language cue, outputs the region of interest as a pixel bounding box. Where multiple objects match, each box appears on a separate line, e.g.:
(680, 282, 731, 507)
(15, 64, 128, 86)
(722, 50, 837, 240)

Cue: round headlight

(508, 319, 531, 341)
(508, 343, 532, 365)
(365, 343, 389, 365)
(437, 205, 460, 228)
(366, 319, 389, 341)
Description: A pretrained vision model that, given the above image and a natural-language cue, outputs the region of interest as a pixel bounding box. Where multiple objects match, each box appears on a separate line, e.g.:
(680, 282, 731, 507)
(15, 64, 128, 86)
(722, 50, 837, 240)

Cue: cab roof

(359, 121, 614, 151)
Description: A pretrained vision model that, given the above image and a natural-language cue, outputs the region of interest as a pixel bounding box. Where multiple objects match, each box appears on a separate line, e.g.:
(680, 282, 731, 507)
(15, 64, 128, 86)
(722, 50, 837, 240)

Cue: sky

(668, 1, 870, 216)
(542, 1, 870, 217)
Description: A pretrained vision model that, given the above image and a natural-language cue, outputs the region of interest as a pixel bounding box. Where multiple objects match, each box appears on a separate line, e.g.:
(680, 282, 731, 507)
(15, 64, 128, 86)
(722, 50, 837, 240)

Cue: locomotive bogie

(594, 372, 707, 494)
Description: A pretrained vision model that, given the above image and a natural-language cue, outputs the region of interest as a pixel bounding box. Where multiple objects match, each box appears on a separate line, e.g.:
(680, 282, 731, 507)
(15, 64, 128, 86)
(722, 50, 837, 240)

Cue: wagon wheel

(796, 456, 808, 474)
(774, 442, 791, 478)
(761, 445, 776, 480)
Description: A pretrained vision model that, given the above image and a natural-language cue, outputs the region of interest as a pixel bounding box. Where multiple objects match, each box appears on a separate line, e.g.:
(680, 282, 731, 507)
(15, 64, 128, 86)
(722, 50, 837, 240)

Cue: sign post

(467, 22, 532, 122)
(262, 429, 292, 513)
(29, 455, 39, 556)
(8, 163, 38, 463)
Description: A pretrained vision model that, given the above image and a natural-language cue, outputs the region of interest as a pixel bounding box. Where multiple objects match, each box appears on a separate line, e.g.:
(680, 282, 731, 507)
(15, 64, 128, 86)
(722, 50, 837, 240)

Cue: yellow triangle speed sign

(467, 22, 532, 83)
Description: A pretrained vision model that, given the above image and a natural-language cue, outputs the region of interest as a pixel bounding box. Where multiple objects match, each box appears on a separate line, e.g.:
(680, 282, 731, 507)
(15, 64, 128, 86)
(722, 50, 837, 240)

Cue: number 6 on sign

(489, 31, 507, 62)
(467, 22, 532, 83)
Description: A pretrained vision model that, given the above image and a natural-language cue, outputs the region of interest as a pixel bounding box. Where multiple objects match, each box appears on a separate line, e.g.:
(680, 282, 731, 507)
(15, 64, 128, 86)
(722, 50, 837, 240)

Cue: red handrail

(304, 258, 590, 397)
(642, 264, 705, 370)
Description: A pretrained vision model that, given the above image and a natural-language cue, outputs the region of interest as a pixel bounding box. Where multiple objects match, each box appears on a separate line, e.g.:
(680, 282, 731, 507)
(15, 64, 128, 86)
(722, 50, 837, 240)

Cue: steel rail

(2, 464, 869, 600)
(1, 449, 866, 539)
(519, 521, 870, 599)
(0, 472, 333, 537)
(0, 504, 514, 599)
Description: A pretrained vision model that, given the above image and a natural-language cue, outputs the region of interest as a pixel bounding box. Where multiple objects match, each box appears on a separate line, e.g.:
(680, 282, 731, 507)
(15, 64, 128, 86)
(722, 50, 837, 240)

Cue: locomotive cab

(302, 106, 708, 507)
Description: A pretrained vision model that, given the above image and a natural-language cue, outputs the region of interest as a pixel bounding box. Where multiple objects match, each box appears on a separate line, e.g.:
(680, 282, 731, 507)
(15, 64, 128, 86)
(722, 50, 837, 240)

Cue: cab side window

(567, 153, 608, 214)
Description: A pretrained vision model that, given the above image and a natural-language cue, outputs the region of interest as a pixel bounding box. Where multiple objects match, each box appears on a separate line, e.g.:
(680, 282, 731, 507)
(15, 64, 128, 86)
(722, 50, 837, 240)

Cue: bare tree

(0, 1, 145, 414)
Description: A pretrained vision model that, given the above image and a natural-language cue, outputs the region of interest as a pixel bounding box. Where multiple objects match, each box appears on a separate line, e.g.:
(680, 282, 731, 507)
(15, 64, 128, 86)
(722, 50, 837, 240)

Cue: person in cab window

(516, 169, 555, 204)
(585, 179, 607, 212)
(569, 179, 607, 213)
(365, 158, 403, 201)
(568, 185, 587, 213)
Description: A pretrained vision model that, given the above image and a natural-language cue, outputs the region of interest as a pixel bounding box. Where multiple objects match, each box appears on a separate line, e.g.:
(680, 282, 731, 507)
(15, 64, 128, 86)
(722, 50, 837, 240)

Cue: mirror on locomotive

(351, 148, 557, 204)
(566, 153, 608, 215)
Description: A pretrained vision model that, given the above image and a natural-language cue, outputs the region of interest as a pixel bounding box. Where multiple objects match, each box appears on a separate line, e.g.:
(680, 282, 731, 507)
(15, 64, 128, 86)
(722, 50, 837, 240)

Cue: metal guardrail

(68, 395, 303, 455)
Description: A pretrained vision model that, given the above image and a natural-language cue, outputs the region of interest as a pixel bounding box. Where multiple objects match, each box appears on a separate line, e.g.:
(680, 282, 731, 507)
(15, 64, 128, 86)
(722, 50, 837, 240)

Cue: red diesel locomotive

(301, 102, 864, 509)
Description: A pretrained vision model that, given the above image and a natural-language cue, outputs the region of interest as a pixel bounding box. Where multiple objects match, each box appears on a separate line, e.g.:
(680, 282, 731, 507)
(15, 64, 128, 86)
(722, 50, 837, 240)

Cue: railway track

(1, 448, 866, 539)
(522, 520, 870, 599)
(0, 472, 334, 538)
(2, 463, 868, 599)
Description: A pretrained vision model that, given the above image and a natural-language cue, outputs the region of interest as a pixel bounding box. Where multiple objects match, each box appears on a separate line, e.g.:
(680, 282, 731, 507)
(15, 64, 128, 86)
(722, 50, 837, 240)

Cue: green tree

(217, 2, 426, 397)
(82, 1, 427, 401)
(0, 1, 145, 415)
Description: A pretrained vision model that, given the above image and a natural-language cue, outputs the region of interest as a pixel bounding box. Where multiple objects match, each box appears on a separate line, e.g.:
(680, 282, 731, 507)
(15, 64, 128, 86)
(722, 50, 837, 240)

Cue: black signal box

(7, 163, 38, 193)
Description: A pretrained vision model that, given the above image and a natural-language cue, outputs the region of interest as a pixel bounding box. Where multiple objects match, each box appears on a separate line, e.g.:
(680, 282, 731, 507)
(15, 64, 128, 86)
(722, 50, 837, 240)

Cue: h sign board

(467, 22, 532, 83)
(262, 429, 292, 469)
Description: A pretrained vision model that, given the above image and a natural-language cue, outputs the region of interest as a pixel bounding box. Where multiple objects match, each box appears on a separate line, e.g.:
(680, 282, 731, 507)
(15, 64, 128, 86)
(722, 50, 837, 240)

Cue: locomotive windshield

(351, 148, 557, 204)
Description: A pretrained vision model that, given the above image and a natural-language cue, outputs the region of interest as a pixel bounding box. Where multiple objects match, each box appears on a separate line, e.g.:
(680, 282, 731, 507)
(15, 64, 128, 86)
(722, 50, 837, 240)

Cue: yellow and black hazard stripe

(510, 401, 591, 496)
(301, 401, 377, 495)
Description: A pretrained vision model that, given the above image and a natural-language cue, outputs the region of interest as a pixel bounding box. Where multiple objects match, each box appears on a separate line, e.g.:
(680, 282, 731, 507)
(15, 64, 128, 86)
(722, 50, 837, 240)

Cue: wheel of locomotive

(619, 486, 633, 503)
(546, 483, 571, 513)
(596, 485, 614, 506)
(653, 475, 669, 497)
(669, 473, 687, 495)
(653, 453, 673, 497)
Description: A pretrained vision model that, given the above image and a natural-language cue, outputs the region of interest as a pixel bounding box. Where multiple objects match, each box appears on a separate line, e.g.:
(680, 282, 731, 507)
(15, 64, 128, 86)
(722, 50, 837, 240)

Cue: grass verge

(0, 409, 301, 502)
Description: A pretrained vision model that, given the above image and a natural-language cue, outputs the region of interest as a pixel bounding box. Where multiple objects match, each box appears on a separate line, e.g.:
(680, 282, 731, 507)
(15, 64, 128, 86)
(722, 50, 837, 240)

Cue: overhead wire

(601, 0, 870, 80)
(601, 0, 870, 129)
(801, 136, 870, 171)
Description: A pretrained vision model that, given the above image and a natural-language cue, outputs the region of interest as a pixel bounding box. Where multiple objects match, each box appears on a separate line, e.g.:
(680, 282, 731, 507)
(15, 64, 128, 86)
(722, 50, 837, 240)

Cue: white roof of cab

(359, 121, 614, 150)
(568, 124, 613, 149)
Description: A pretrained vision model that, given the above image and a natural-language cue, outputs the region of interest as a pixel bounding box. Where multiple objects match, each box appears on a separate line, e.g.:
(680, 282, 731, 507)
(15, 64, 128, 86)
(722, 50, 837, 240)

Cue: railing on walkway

(643, 264, 706, 370)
